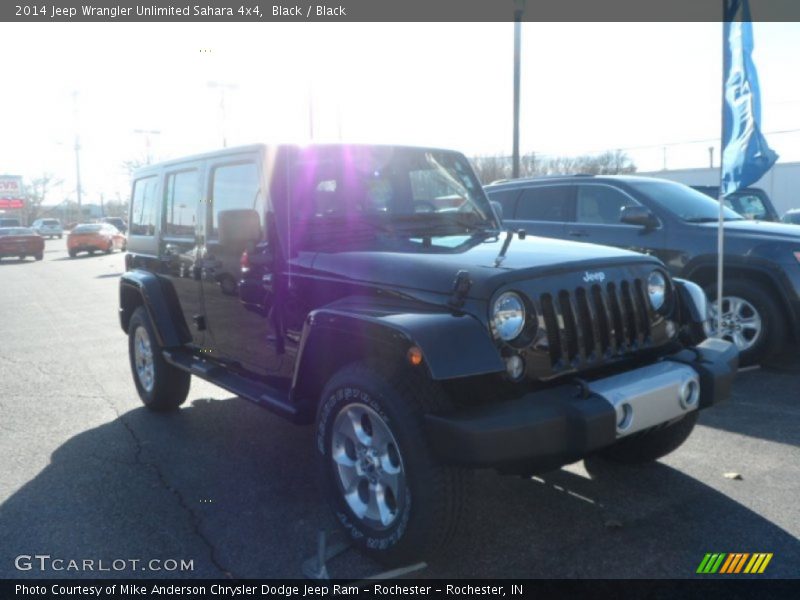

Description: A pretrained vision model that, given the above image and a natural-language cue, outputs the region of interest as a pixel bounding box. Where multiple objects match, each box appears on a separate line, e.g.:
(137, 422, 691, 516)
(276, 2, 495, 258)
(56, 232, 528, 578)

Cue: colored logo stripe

(697, 553, 773, 574)
(744, 553, 773, 574)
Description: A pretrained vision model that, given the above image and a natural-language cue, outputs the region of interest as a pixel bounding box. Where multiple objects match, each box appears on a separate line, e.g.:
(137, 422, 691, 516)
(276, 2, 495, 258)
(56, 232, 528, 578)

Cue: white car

(30, 218, 63, 239)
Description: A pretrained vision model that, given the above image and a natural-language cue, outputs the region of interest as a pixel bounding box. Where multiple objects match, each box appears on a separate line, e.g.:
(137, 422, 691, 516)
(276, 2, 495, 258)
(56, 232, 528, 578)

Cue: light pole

(512, 0, 525, 179)
(72, 91, 83, 217)
(208, 81, 238, 147)
(134, 129, 161, 164)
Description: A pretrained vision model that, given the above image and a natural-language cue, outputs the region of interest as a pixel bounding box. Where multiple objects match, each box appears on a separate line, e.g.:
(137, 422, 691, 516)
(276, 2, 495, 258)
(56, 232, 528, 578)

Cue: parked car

(0, 227, 44, 261)
(0, 217, 22, 227)
(30, 218, 64, 239)
(781, 209, 800, 225)
(485, 175, 800, 365)
(101, 216, 128, 234)
(67, 223, 126, 257)
(119, 144, 736, 565)
(691, 185, 780, 222)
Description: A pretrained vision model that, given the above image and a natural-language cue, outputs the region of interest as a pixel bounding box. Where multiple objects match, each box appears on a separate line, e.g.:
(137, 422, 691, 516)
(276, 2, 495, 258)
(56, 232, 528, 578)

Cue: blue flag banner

(721, 0, 778, 197)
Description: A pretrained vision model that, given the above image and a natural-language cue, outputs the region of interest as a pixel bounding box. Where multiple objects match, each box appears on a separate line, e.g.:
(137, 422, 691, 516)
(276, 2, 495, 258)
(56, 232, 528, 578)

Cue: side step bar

(162, 348, 299, 422)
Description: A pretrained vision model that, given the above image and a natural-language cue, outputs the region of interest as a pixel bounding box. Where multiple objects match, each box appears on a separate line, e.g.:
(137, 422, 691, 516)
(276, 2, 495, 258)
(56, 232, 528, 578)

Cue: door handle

(568, 230, 588, 237)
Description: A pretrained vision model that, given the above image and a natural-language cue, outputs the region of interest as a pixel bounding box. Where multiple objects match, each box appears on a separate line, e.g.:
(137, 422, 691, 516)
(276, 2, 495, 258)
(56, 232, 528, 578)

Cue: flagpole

(717, 17, 726, 340)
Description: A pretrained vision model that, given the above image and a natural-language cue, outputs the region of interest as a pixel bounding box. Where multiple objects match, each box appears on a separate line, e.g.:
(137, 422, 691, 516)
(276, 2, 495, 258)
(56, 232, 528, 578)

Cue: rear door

(199, 153, 274, 375)
(159, 163, 206, 348)
(506, 184, 573, 240)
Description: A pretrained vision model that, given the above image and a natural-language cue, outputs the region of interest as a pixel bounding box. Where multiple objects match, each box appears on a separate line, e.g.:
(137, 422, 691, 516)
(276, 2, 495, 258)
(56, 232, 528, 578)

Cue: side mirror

(620, 205, 659, 229)
(490, 200, 504, 223)
(218, 209, 262, 247)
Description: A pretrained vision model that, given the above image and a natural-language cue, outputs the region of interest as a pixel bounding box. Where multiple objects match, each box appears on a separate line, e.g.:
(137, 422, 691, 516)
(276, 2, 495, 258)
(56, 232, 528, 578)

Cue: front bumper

(424, 338, 738, 469)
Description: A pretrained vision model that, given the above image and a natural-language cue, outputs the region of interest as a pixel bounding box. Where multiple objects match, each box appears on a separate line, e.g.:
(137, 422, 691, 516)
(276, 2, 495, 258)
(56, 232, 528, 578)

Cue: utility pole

(72, 91, 83, 218)
(708, 146, 715, 168)
(511, 1, 525, 179)
(207, 81, 238, 147)
(134, 129, 161, 164)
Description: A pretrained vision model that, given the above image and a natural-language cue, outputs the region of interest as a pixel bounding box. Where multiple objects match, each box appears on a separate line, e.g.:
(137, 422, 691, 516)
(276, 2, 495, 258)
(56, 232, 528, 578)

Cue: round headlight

(647, 270, 667, 311)
(491, 292, 526, 341)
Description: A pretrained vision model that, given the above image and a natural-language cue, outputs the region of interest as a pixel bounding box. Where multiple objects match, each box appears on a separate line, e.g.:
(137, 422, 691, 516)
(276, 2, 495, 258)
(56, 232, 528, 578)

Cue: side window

(731, 194, 767, 220)
(485, 188, 520, 221)
(164, 170, 200, 237)
(130, 176, 158, 236)
(210, 162, 260, 237)
(576, 185, 638, 225)
(515, 186, 572, 221)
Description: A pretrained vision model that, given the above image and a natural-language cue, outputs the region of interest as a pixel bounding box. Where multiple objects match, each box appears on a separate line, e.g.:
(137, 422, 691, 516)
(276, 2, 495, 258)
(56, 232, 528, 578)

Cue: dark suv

(120, 145, 736, 564)
(486, 175, 800, 366)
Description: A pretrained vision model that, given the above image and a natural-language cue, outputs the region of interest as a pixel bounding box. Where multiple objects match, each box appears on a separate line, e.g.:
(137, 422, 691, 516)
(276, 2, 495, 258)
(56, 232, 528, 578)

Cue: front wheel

(128, 306, 190, 411)
(35, 253, 43, 261)
(703, 280, 784, 366)
(316, 363, 470, 566)
(593, 412, 699, 464)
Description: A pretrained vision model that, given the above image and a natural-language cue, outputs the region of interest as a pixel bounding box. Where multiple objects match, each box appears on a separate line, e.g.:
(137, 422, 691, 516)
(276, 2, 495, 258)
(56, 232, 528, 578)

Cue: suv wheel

(316, 362, 470, 566)
(128, 306, 190, 411)
(594, 412, 699, 464)
(703, 280, 784, 366)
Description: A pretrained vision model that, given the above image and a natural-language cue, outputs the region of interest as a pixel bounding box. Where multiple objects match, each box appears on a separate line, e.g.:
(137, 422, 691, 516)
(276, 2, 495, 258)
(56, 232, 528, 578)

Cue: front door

(569, 183, 664, 256)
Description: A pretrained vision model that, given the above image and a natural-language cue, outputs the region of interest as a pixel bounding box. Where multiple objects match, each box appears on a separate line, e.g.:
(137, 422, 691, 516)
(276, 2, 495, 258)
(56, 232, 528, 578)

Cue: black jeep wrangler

(120, 144, 737, 565)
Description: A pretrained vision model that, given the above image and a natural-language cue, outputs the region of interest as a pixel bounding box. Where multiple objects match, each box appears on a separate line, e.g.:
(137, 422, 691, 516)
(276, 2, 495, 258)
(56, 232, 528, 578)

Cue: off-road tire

(594, 412, 699, 464)
(128, 306, 190, 411)
(316, 362, 471, 566)
(704, 279, 784, 366)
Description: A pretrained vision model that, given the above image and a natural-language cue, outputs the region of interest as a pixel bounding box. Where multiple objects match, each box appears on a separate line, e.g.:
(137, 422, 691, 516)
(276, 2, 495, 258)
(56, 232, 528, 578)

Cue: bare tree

(471, 150, 637, 183)
(24, 173, 62, 224)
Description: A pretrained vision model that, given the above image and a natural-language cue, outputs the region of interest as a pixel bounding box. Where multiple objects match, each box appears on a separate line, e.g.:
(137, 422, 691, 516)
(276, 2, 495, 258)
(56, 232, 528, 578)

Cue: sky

(0, 21, 798, 205)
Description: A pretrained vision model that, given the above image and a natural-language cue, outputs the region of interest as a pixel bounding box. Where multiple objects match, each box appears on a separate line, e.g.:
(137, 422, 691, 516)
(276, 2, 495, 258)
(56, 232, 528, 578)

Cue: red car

(0, 227, 44, 261)
(67, 223, 127, 257)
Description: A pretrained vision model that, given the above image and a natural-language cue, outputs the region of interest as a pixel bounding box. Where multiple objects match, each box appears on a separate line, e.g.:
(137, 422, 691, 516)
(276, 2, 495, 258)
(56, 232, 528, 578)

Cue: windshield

(628, 180, 743, 222)
(42, 219, 60, 225)
(286, 146, 497, 250)
(73, 224, 103, 233)
(0, 227, 33, 236)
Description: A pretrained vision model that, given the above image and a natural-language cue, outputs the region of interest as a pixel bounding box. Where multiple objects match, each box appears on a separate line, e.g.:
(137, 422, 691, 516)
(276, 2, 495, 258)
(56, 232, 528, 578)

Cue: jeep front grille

(540, 279, 652, 368)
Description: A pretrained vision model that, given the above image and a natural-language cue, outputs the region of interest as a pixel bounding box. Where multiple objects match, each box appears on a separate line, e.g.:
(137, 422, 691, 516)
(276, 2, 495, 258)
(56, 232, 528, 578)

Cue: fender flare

(119, 271, 191, 348)
(290, 304, 505, 413)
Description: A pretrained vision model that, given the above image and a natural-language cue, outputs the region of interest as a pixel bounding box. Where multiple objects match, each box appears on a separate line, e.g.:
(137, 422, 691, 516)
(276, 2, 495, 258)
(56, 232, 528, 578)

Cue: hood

(308, 233, 658, 297)
(698, 219, 800, 242)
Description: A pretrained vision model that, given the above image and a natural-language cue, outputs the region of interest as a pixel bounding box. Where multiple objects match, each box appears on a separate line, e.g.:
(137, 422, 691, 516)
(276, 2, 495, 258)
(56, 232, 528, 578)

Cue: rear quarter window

(130, 175, 159, 236)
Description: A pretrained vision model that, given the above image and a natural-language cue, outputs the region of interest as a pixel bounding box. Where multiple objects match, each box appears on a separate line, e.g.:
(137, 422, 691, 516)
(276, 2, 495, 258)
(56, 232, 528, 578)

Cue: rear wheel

(703, 280, 784, 366)
(68, 249, 77, 258)
(18, 255, 25, 260)
(128, 306, 190, 411)
(316, 362, 470, 566)
(35, 253, 43, 261)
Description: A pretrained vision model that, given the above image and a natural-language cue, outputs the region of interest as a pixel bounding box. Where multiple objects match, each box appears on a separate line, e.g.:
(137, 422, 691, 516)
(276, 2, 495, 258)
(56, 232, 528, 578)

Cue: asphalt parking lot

(0, 238, 798, 580)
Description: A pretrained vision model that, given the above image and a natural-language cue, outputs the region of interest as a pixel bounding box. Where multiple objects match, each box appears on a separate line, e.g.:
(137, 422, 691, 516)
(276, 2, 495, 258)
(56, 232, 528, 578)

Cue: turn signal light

(407, 346, 424, 366)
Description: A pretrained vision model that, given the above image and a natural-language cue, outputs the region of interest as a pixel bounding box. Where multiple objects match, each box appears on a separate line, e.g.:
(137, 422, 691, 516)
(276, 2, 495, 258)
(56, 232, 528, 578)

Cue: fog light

(679, 378, 700, 409)
(505, 355, 525, 380)
(617, 403, 633, 432)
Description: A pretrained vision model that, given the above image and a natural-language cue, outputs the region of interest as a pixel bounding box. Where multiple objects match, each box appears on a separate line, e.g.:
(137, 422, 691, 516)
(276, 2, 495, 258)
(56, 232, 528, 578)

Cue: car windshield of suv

(628, 180, 743, 222)
(287, 147, 497, 249)
(73, 224, 103, 234)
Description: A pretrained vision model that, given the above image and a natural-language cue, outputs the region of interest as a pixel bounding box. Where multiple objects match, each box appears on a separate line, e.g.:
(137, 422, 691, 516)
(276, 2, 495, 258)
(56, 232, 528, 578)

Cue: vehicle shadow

(1, 395, 797, 579)
(696, 366, 800, 447)
(96, 273, 124, 279)
(0, 259, 37, 265)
